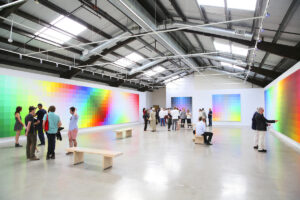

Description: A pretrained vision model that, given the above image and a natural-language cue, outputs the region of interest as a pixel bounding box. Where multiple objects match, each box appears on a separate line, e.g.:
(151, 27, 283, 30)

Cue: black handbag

(56, 127, 64, 141)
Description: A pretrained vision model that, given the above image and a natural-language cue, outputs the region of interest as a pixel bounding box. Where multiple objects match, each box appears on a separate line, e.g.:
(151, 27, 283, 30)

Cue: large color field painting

(212, 94, 241, 122)
(171, 97, 192, 112)
(265, 69, 300, 143)
(0, 75, 139, 137)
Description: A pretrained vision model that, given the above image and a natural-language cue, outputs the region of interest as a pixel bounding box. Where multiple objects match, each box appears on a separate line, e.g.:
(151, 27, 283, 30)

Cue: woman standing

(180, 108, 187, 128)
(167, 109, 172, 131)
(14, 106, 24, 147)
(67, 107, 79, 154)
(150, 108, 156, 132)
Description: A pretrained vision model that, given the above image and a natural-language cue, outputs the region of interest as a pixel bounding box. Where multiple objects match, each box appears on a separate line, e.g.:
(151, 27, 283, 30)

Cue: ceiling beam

(224, 0, 232, 30)
(253, 0, 300, 78)
(0, 0, 25, 22)
(181, 29, 300, 60)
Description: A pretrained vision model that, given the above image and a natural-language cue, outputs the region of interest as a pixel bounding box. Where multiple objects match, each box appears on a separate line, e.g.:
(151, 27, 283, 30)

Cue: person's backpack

(44, 115, 49, 131)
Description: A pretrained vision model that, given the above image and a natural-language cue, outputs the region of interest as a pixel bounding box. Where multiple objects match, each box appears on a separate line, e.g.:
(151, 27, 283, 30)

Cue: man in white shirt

(159, 109, 165, 126)
(195, 117, 213, 145)
(171, 108, 179, 130)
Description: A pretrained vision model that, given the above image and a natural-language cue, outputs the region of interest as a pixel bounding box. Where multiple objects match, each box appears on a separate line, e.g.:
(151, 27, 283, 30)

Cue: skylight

(232, 45, 249, 57)
(35, 15, 87, 45)
(153, 66, 166, 73)
(197, 0, 257, 11)
(214, 40, 249, 57)
(164, 75, 180, 83)
(126, 53, 144, 62)
(114, 58, 133, 67)
(144, 70, 156, 77)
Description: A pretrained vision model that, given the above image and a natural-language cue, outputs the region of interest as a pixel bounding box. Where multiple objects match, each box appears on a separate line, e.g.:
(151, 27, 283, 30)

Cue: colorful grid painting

(0, 75, 139, 138)
(171, 97, 192, 112)
(265, 69, 300, 143)
(212, 94, 241, 121)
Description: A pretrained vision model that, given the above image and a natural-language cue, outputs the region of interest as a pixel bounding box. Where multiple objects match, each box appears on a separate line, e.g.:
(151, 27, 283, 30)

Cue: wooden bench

(194, 135, 204, 144)
(114, 128, 133, 139)
(66, 147, 123, 170)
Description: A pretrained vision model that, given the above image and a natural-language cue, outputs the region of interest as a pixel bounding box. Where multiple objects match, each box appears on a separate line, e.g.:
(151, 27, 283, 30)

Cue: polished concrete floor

(0, 125, 300, 200)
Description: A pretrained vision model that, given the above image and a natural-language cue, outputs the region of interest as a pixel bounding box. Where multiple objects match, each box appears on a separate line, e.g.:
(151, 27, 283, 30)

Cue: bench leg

(116, 131, 123, 139)
(125, 130, 132, 137)
(74, 152, 84, 165)
(103, 156, 113, 170)
(195, 136, 204, 144)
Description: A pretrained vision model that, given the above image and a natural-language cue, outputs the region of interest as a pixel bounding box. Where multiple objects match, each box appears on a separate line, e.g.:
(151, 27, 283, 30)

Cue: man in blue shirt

(43, 105, 62, 160)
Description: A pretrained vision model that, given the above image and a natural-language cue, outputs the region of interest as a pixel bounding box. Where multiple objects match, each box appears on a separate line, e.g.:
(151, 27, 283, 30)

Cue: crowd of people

(13, 104, 79, 161)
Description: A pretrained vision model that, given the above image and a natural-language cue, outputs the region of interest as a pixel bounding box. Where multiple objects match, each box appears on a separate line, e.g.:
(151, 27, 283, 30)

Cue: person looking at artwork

(208, 108, 213, 127)
(255, 107, 278, 153)
(202, 108, 207, 124)
(67, 107, 79, 155)
(150, 108, 157, 132)
(156, 108, 160, 125)
(171, 107, 179, 131)
(36, 103, 47, 146)
(195, 117, 213, 145)
(25, 106, 40, 160)
(186, 109, 192, 128)
(167, 109, 172, 131)
(143, 109, 149, 131)
(180, 108, 187, 128)
(159, 108, 165, 126)
(252, 108, 259, 149)
(14, 106, 24, 147)
(43, 105, 62, 160)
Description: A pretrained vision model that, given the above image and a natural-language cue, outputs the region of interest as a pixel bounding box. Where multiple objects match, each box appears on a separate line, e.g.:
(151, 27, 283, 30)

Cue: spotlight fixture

(34, 0, 39, 4)
(92, 72, 95, 76)
(40, 59, 43, 64)
(8, 18, 14, 43)
(19, 54, 22, 60)
(56, 63, 58, 67)
(69, 66, 72, 70)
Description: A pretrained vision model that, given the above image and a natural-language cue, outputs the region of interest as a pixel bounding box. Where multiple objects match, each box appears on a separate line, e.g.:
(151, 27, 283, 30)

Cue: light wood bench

(114, 128, 133, 139)
(194, 136, 204, 144)
(66, 147, 123, 170)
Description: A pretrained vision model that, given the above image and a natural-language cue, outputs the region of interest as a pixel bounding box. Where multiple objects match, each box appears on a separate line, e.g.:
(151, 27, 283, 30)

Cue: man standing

(208, 108, 213, 126)
(171, 107, 179, 131)
(159, 108, 165, 126)
(195, 117, 213, 145)
(255, 107, 278, 152)
(36, 103, 47, 146)
(252, 108, 259, 149)
(25, 106, 40, 160)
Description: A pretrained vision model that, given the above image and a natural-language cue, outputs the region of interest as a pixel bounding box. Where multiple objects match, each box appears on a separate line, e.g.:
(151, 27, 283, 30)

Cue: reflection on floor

(0, 125, 300, 200)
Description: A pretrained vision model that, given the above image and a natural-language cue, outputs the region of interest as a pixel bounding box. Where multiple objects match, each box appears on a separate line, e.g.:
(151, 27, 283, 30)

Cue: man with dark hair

(25, 106, 40, 160)
(195, 117, 213, 145)
(36, 103, 47, 146)
(208, 108, 213, 127)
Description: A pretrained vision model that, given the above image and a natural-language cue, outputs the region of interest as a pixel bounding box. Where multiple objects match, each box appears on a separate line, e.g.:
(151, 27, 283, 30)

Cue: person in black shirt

(167, 109, 172, 131)
(208, 108, 213, 127)
(36, 103, 47, 145)
(143, 109, 149, 131)
(255, 107, 278, 153)
(252, 108, 259, 149)
(25, 106, 40, 160)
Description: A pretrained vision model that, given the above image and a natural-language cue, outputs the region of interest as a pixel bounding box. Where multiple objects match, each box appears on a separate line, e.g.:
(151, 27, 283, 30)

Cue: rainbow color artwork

(265, 69, 300, 143)
(171, 97, 192, 112)
(0, 75, 139, 138)
(212, 94, 241, 121)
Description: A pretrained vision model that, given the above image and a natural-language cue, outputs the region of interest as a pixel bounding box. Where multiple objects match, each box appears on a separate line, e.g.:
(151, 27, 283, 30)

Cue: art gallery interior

(0, 0, 299, 200)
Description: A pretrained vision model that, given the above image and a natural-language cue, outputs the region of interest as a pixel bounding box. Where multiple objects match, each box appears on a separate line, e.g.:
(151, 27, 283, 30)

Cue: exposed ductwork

(197, 55, 248, 67)
(108, 0, 200, 73)
(158, 21, 253, 41)
(128, 58, 166, 75)
(80, 32, 130, 61)
(0, 0, 25, 10)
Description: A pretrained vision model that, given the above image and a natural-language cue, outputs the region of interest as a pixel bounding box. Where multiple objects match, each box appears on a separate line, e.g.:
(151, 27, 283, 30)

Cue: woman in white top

(186, 109, 192, 128)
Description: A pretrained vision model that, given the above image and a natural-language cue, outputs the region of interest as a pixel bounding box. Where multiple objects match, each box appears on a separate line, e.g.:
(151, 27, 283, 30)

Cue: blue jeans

(160, 118, 165, 126)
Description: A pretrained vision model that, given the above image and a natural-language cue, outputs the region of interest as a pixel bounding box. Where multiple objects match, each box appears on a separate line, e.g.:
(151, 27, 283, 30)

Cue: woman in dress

(14, 106, 24, 147)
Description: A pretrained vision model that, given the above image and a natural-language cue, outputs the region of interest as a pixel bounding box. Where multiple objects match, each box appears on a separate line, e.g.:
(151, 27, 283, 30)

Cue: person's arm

(42, 114, 47, 130)
(34, 120, 40, 126)
(57, 116, 62, 128)
(263, 115, 277, 123)
(25, 121, 31, 136)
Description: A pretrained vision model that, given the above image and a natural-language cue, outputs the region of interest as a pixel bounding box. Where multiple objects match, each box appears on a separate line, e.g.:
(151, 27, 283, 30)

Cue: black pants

(168, 122, 172, 130)
(187, 119, 192, 127)
(144, 119, 148, 131)
(37, 123, 45, 144)
(208, 117, 212, 126)
(181, 119, 185, 127)
(46, 133, 56, 156)
(26, 131, 37, 158)
(202, 132, 213, 143)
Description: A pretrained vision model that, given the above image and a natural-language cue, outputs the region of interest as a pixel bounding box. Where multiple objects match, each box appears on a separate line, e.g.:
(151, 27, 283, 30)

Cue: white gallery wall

(166, 71, 264, 126)
(0, 65, 147, 123)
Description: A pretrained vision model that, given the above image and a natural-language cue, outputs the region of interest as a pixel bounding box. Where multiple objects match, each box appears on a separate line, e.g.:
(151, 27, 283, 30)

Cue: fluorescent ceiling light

(153, 66, 166, 73)
(126, 52, 144, 62)
(232, 45, 248, 57)
(114, 58, 133, 67)
(171, 75, 179, 80)
(197, 0, 256, 11)
(144, 70, 156, 77)
(227, 0, 257, 11)
(214, 41, 230, 53)
(35, 15, 86, 44)
(197, 0, 224, 8)
(220, 62, 244, 71)
(232, 65, 244, 70)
